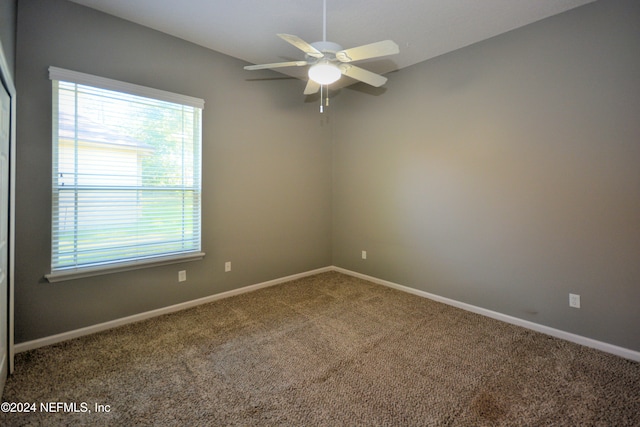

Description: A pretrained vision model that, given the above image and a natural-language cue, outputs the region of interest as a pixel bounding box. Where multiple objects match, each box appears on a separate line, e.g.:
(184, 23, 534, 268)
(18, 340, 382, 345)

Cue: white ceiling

(69, 0, 596, 84)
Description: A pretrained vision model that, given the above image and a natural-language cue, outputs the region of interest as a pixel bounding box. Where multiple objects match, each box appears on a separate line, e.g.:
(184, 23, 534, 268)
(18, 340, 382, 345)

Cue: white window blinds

(47, 67, 204, 280)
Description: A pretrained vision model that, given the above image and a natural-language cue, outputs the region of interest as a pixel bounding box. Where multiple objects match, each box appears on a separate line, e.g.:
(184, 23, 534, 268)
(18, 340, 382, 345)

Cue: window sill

(45, 252, 206, 283)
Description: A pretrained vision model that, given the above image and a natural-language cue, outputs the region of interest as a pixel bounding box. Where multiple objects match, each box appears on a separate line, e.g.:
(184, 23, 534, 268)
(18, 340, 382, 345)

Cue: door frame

(0, 40, 16, 390)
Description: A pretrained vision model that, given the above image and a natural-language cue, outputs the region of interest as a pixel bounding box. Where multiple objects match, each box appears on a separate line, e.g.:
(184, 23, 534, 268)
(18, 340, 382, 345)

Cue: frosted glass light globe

(308, 62, 341, 85)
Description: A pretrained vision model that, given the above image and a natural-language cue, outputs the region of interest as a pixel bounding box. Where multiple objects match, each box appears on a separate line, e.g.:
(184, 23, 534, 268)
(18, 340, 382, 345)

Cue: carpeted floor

(1, 271, 639, 426)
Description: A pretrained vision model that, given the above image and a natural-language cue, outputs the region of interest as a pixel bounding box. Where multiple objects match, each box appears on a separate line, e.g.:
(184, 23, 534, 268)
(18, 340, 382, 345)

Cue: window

(46, 67, 204, 282)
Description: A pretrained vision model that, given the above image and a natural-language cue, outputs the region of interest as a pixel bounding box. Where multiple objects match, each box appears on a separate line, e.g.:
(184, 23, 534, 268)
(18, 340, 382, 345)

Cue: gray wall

(333, 0, 640, 351)
(0, 0, 16, 77)
(15, 0, 332, 342)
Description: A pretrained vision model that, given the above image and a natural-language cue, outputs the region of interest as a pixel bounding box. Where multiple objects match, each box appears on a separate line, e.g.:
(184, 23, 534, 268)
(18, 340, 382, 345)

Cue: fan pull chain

(319, 85, 330, 113)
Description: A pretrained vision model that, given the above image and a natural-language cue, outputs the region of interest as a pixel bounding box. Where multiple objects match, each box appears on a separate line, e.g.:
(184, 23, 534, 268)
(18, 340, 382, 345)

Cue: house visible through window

(46, 67, 204, 281)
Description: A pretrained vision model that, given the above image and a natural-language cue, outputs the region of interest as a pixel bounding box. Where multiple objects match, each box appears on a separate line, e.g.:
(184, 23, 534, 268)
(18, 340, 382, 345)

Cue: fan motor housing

(309, 41, 343, 59)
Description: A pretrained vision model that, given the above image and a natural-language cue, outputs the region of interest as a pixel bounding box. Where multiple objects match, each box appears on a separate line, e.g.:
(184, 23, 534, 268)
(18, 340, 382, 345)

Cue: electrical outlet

(569, 293, 580, 309)
(362, 250, 367, 260)
(225, 261, 231, 272)
(178, 270, 186, 282)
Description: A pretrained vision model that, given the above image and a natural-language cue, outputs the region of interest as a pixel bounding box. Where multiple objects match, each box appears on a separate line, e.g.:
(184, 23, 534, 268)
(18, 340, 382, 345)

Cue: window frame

(45, 67, 205, 283)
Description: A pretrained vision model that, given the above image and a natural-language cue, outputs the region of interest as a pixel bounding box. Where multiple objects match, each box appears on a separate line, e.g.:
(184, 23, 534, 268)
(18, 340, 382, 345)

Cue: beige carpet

(1, 272, 639, 426)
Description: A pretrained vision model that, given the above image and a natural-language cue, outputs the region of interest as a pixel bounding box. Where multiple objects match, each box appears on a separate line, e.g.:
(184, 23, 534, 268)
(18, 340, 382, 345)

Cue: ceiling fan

(243, 0, 399, 107)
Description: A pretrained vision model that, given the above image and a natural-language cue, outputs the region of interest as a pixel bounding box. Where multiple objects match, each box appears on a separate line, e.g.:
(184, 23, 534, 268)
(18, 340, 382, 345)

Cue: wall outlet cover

(569, 293, 580, 308)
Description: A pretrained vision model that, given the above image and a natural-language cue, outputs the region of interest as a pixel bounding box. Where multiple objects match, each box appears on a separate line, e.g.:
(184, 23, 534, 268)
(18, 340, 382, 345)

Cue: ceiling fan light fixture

(308, 61, 341, 85)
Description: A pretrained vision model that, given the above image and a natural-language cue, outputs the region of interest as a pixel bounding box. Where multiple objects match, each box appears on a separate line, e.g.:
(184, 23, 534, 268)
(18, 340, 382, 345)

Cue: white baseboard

(333, 267, 640, 362)
(14, 265, 639, 362)
(14, 266, 333, 354)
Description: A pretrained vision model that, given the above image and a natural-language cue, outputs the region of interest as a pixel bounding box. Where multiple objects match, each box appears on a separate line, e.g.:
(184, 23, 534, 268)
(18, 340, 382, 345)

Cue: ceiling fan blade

(304, 80, 321, 95)
(244, 60, 309, 71)
(336, 40, 399, 63)
(339, 64, 388, 87)
(277, 34, 324, 58)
